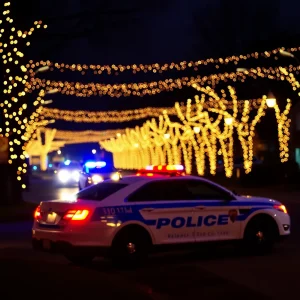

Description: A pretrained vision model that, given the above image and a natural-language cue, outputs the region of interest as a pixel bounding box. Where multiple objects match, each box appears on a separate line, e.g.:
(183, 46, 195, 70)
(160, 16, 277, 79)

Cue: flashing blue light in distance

(33, 166, 38, 171)
(64, 160, 71, 166)
(85, 161, 106, 168)
(48, 163, 53, 168)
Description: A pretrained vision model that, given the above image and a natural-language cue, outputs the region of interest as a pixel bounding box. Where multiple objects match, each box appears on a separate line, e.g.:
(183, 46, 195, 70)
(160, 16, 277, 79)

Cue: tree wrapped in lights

(100, 88, 292, 177)
(0, 1, 46, 198)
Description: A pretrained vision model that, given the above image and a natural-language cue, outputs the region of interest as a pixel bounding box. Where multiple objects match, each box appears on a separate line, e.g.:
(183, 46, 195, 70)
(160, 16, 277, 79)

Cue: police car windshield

(59, 162, 81, 169)
(86, 165, 116, 174)
(76, 182, 128, 201)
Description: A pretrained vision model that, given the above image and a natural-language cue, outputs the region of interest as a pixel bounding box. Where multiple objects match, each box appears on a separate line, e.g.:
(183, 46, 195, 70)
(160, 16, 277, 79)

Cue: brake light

(274, 204, 288, 214)
(34, 206, 41, 220)
(63, 209, 90, 221)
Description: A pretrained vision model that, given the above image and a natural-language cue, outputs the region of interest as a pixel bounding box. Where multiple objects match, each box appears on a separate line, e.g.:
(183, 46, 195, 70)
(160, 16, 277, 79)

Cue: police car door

(181, 179, 241, 242)
(127, 180, 196, 245)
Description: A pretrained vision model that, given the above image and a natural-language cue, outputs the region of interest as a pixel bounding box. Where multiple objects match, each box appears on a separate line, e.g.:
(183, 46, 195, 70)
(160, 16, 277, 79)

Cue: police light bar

(85, 161, 106, 168)
(139, 165, 185, 173)
(64, 160, 71, 166)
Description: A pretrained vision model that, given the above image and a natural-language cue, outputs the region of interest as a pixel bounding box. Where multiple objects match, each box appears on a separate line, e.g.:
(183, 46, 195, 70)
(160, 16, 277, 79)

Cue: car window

(86, 165, 116, 174)
(127, 180, 192, 202)
(182, 180, 234, 200)
(59, 162, 81, 169)
(127, 180, 234, 202)
(76, 182, 128, 201)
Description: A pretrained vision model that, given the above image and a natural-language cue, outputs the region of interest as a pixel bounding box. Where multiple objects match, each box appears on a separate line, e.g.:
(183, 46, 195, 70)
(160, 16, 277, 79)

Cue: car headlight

(111, 172, 120, 181)
(72, 171, 80, 182)
(58, 170, 70, 182)
(92, 175, 103, 184)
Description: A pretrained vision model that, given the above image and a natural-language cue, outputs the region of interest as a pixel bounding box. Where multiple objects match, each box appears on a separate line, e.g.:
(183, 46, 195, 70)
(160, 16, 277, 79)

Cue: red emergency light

(136, 165, 185, 176)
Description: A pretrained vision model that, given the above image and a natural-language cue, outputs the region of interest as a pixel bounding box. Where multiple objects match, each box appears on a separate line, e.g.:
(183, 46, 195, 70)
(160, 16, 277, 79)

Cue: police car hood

(236, 195, 281, 205)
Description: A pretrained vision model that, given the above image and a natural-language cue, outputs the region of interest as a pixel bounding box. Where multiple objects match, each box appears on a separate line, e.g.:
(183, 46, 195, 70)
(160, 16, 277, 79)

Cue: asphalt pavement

(1, 174, 300, 299)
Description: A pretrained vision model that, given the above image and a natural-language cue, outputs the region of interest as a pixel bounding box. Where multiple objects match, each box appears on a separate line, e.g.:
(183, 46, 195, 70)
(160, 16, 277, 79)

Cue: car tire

(243, 215, 279, 255)
(111, 228, 150, 267)
(64, 255, 94, 265)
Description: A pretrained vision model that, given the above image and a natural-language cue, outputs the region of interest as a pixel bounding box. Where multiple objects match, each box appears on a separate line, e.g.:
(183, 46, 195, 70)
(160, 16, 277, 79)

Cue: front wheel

(65, 255, 94, 265)
(243, 216, 278, 255)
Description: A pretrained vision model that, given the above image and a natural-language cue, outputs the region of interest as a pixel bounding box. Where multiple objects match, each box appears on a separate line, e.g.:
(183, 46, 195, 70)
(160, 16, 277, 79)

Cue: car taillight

(34, 206, 41, 220)
(274, 204, 288, 214)
(63, 209, 90, 221)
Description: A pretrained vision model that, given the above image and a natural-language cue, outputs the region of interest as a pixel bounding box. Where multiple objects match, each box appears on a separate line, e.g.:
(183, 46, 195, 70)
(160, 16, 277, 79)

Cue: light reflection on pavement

(58, 188, 78, 201)
(23, 174, 78, 203)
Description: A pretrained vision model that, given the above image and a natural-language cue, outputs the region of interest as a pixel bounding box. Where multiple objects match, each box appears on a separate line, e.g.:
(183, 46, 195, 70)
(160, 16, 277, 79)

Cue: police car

(78, 161, 121, 190)
(32, 164, 290, 265)
(55, 160, 82, 186)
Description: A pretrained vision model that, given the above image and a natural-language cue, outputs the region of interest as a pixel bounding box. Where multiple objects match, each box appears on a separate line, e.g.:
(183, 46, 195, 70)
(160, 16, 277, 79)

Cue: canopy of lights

(0, 1, 298, 189)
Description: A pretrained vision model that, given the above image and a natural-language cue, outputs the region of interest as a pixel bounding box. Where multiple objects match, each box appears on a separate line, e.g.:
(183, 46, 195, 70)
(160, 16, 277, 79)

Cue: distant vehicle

(55, 160, 82, 186)
(32, 164, 290, 265)
(78, 161, 121, 190)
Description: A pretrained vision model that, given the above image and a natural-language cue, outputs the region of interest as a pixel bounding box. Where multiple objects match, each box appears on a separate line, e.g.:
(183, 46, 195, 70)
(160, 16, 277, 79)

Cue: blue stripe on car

(91, 201, 274, 226)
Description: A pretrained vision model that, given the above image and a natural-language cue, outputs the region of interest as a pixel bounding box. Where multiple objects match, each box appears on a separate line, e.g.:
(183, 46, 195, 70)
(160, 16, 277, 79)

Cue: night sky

(10, 0, 300, 135)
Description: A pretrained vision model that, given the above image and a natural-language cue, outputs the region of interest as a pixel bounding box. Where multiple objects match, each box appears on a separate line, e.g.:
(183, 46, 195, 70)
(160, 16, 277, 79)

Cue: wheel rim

(256, 230, 265, 243)
(126, 242, 136, 254)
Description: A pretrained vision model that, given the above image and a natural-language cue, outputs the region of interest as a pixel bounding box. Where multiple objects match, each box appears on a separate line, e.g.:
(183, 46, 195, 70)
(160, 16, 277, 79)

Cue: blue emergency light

(64, 160, 71, 166)
(85, 161, 106, 168)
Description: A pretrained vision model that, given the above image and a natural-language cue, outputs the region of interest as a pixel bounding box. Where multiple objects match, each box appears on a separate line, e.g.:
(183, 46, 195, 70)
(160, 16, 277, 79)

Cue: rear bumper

(32, 238, 110, 257)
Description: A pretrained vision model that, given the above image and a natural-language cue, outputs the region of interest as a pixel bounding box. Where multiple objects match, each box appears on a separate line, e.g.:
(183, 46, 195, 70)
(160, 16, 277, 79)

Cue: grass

(0, 201, 37, 223)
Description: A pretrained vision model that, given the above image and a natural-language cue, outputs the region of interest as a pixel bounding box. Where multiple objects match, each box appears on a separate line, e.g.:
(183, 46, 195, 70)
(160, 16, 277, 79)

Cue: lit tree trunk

(0, 2, 46, 204)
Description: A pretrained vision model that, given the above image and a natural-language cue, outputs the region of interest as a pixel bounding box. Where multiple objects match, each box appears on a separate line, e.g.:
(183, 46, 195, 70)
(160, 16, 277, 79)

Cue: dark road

(1, 175, 300, 299)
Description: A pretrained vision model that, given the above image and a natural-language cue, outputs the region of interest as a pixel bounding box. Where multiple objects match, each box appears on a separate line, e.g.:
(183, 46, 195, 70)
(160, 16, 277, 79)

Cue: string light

(54, 129, 126, 142)
(0, 1, 46, 189)
(100, 88, 292, 177)
(25, 65, 300, 98)
(27, 46, 300, 76)
(40, 98, 263, 123)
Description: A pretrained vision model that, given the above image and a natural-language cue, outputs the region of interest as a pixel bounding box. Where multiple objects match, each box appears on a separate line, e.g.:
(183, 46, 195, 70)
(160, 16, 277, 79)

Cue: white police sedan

(32, 165, 290, 265)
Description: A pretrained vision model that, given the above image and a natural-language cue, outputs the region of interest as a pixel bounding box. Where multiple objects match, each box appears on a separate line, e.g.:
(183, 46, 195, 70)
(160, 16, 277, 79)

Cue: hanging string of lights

(54, 129, 126, 141)
(25, 65, 300, 98)
(40, 98, 263, 123)
(25, 46, 300, 76)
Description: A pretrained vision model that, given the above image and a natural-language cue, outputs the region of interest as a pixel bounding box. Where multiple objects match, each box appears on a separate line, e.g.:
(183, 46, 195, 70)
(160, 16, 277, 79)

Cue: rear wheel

(64, 255, 94, 265)
(111, 228, 151, 267)
(243, 215, 279, 255)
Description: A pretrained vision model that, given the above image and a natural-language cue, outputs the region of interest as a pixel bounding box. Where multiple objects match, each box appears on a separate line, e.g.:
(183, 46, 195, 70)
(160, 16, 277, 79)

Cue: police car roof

(106, 175, 214, 185)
